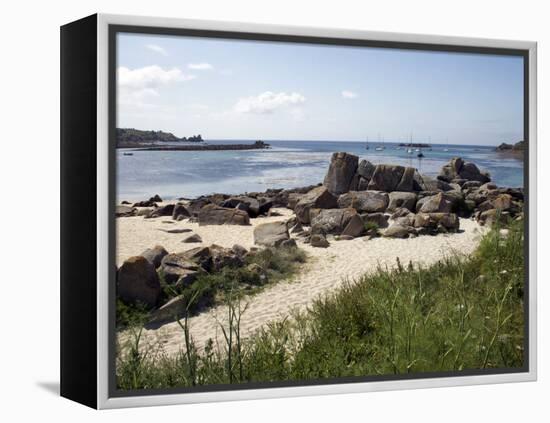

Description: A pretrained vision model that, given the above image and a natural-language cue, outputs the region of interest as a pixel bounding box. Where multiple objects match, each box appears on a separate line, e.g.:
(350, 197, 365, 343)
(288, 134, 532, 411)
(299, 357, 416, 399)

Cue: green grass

(116, 220, 524, 390)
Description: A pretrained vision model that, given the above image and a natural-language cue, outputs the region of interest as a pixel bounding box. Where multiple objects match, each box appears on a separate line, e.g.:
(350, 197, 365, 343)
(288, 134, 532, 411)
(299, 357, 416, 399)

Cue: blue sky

(117, 32, 524, 146)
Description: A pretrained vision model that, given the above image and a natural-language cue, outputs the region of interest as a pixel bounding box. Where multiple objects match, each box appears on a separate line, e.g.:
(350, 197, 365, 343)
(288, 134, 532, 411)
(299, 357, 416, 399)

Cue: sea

(116, 140, 524, 202)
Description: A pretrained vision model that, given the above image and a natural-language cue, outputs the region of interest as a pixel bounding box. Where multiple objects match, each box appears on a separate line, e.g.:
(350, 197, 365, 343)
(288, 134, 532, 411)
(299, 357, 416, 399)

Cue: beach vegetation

(116, 219, 524, 390)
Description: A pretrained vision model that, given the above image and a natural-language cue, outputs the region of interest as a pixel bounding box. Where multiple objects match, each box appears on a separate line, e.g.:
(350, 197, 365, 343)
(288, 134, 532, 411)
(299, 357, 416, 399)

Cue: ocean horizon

(116, 139, 524, 202)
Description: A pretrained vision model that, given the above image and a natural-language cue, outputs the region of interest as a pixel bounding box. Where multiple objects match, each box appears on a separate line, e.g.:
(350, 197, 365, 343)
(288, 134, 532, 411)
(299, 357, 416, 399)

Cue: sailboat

(375, 134, 385, 151)
(407, 133, 414, 154)
(443, 137, 449, 152)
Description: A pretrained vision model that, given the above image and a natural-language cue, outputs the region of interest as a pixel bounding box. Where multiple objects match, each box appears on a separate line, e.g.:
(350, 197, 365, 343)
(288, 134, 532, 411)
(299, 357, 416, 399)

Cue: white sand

(117, 207, 486, 356)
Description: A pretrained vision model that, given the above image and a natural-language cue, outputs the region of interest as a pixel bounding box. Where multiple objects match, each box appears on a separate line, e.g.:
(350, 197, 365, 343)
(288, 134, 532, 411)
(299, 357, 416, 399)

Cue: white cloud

(145, 44, 168, 56)
(118, 65, 195, 89)
(117, 65, 195, 110)
(342, 90, 358, 99)
(188, 63, 214, 70)
(234, 91, 306, 114)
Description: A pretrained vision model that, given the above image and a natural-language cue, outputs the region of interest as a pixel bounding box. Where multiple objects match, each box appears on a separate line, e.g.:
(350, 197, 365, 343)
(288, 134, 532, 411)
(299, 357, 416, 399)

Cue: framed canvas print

(60, 14, 537, 409)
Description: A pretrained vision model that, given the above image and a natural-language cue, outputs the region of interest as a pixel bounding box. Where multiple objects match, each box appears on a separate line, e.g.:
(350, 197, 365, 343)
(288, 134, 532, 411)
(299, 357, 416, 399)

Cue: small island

(495, 140, 525, 153)
(398, 142, 431, 148)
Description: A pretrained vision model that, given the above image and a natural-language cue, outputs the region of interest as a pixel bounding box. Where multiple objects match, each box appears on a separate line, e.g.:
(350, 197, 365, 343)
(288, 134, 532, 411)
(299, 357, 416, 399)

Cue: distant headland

(117, 128, 203, 147)
(116, 128, 270, 151)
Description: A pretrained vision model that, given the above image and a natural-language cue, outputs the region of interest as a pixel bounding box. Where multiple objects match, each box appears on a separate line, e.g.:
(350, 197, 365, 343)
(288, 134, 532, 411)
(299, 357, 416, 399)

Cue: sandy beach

(117, 205, 487, 356)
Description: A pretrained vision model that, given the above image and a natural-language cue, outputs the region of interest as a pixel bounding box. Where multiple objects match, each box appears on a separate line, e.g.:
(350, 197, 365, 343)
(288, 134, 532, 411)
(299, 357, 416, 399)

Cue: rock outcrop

(438, 157, 490, 184)
(117, 256, 161, 307)
(198, 204, 250, 226)
(337, 191, 389, 213)
(310, 208, 358, 235)
(140, 245, 168, 269)
(253, 221, 290, 247)
(294, 186, 338, 224)
(323, 152, 359, 195)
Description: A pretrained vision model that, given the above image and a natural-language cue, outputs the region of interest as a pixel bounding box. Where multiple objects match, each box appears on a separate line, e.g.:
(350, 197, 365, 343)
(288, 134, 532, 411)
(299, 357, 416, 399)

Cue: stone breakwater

(120, 140, 270, 151)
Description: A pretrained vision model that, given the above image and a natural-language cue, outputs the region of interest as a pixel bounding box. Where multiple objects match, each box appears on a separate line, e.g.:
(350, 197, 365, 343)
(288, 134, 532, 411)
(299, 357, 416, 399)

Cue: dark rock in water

(395, 166, 417, 192)
(323, 152, 359, 195)
(439, 157, 490, 183)
(121, 200, 131, 205)
(182, 234, 202, 243)
(460, 162, 491, 183)
(311, 233, 330, 248)
(140, 245, 168, 269)
(311, 208, 357, 235)
(367, 165, 405, 192)
(150, 194, 163, 202)
(117, 256, 160, 307)
(253, 221, 290, 247)
(361, 212, 390, 228)
(160, 253, 201, 286)
(147, 204, 175, 218)
(198, 204, 250, 226)
(413, 213, 460, 232)
(383, 224, 410, 238)
(341, 214, 365, 237)
(387, 192, 417, 212)
(295, 186, 338, 224)
(172, 203, 190, 220)
(337, 191, 389, 213)
(116, 205, 136, 217)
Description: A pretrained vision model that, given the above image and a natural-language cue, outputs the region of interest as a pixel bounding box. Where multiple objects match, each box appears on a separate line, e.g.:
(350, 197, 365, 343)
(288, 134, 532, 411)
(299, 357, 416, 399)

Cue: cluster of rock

(116, 152, 523, 251)
(280, 153, 523, 246)
(117, 186, 322, 224)
(117, 243, 261, 323)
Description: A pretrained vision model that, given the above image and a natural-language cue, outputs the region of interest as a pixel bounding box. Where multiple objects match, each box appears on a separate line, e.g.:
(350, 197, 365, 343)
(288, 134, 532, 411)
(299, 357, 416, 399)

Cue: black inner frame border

(108, 24, 530, 399)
